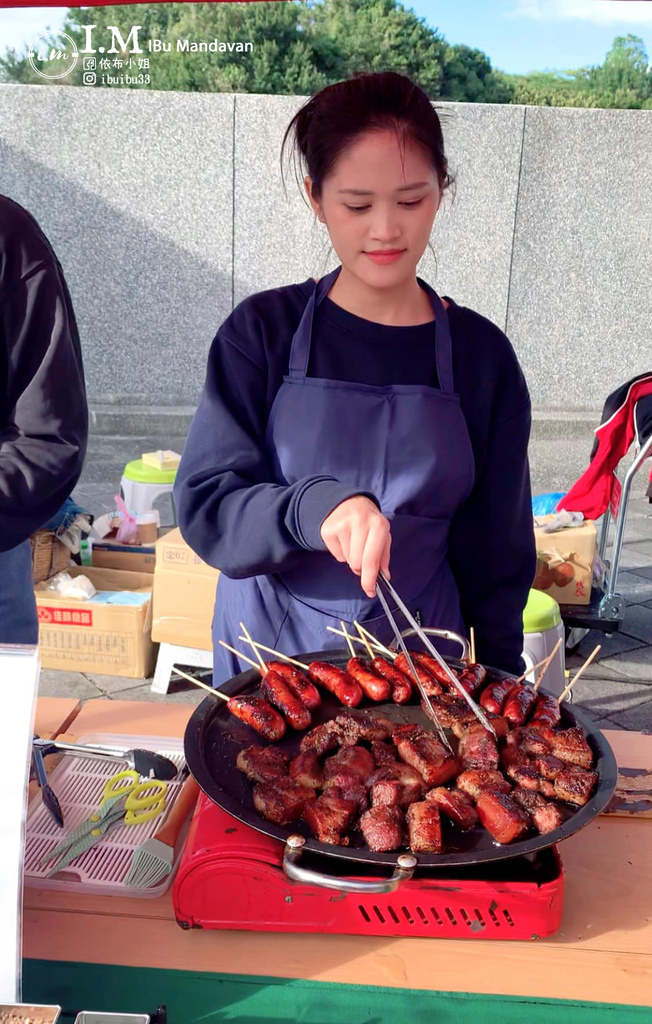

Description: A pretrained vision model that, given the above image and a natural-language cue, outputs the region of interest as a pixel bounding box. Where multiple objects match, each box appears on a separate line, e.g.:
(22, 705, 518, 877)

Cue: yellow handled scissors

(93, 769, 168, 827)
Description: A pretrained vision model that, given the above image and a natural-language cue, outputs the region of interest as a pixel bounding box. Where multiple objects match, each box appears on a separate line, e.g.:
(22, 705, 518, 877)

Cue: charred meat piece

(340, 782, 369, 814)
(334, 712, 391, 746)
(457, 769, 511, 801)
(506, 725, 552, 757)
(236, 744, 289, 783)
(539, 778, 557, 799)
(535, 754, 565, 780)
(253, 779, 316, 825)
(359, 804, 404, 852)
(371, 739, 396, 766)
(406, 800, 443, 853)
(265, 661, 322, 711)
(476, 791, 530, 844)
(395, 652, 443, 694)
(549, 727, 593, 770)
(371, 656, 413, 704)
(299, 721, 340, 756)
(421, 694, 477, 730)
(288, 750, 323, 789)
(303, 788, 357, 845)
(458, 728, 499, 770)
(512, 786, 565, 834)
(323, 745, 375, 786)
(346, 657, 392, 701)
(308, 661, 363, 707)
(370, 778, 403, 808)
(260, 669, 312, 730)
(395, 728, 460, 787)
(452, 715, 509, 741)
(554, 766, 598, 806)
(368, 762, 425, 807)
(506, 763, 542, 792)
(425, 787, 479, 830)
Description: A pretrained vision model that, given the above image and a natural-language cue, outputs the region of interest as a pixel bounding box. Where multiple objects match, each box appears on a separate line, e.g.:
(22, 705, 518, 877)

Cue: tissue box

(533, 516, 597, 606)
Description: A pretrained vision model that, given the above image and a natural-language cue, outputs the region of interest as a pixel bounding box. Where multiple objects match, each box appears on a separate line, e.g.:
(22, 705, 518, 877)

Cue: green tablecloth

(23, 960, 652, 1023)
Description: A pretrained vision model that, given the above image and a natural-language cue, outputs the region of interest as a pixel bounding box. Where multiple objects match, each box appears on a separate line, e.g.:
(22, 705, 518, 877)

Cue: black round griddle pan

(184, 649, 618, 869)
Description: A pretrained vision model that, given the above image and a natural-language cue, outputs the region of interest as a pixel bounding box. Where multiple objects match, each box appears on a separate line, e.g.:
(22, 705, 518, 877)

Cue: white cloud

(0, 7, 68, 54)
(512, 0, 652, 24)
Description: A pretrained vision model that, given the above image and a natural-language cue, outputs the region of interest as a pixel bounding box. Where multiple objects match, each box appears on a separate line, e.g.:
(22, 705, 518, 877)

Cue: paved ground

(37, 430, 652, 733)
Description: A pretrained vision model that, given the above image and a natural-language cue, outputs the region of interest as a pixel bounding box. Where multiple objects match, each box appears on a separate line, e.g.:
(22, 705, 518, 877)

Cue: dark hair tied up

(281, 71, 453, 204)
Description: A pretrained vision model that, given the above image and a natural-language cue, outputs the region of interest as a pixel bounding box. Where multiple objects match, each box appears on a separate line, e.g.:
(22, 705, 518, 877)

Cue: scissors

(40, 769, 168, 876)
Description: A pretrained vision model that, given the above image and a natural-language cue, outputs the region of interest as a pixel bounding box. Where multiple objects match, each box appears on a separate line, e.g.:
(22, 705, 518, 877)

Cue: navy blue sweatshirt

(0, 197, 88, 552)
(175, 275, 536, 674)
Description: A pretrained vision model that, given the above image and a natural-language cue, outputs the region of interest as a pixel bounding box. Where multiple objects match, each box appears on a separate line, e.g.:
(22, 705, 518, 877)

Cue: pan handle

(283, 835, 417, 893)
(390, 626, 471, 663)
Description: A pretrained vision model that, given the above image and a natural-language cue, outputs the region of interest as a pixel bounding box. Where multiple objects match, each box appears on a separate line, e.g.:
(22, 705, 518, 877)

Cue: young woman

(175, 71, 536, 685)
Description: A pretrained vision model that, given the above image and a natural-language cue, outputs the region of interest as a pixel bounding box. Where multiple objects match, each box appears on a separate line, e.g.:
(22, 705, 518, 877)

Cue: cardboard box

(91, 541, 156, 574)
(152, 529, 219, 651)
(36, 566, 156, 678)
(533, 516, 597, 606)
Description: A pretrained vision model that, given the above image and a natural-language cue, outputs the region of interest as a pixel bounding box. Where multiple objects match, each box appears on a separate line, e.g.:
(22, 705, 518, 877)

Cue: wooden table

(22, 699, 652, 1023)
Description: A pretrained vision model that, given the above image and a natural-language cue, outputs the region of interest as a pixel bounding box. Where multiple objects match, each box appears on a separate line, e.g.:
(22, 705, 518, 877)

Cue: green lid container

(523, 588, 561, 634)
(123, 458, 177, 484)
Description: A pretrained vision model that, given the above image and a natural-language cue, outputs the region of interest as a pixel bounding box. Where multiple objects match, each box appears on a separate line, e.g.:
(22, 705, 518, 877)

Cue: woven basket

(30, 529, 71, 583)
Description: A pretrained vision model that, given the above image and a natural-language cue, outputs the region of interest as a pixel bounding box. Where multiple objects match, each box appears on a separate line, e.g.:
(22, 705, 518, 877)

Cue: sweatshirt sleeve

(174, 326, 377, 577)
(448, 398, 536, 677)
(0, 258, 88, 552)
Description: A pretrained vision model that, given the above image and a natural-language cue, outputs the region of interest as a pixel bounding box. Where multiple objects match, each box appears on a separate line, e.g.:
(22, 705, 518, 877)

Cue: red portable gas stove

(173, 792, 564, 941)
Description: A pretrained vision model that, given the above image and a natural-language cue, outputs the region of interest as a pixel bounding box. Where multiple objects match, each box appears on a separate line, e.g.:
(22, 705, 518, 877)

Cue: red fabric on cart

(558, 374, 652, 519)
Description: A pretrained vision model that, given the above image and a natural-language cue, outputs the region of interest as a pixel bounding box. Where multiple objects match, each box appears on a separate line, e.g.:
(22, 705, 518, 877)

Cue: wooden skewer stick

(357, 622, 395, 659)
(341, 620, 356, 659)
(326, 626, 372, 651)
(235, 637, 310, 671)
(240, 621, 267, 673)
(470, 627, 476, 665)
(533, 638, 563, 692)
(217, 639, 261, 671)
(354, 620, 375, 660)
(558, 644, 602, 704)
(512, 653, 555, 686)
(172, 665, 229, 701)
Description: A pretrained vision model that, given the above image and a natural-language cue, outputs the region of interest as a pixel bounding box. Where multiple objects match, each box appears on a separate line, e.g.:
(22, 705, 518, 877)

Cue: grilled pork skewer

(175, 661, 287, 741)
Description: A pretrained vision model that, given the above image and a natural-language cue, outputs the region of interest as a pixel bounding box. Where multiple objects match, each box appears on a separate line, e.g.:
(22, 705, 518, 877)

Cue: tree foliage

(1, 0, 651, 110)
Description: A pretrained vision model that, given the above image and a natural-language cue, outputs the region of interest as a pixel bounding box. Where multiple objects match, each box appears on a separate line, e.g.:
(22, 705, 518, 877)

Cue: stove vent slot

(401, 907, 414, 925)
(445, 907, 457, 926)
(489, 906, 501, 927)
(503, 908, 515, 927)
(358, 905, 371, 923)
(430, 907, 444, 926)
(416, 906, 428, 925)
(373, 905, 386, 924)
(387, 906, 400, 924)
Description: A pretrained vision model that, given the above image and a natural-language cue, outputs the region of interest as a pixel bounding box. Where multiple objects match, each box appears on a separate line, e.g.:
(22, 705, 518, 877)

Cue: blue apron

(212, 266, 475, 684)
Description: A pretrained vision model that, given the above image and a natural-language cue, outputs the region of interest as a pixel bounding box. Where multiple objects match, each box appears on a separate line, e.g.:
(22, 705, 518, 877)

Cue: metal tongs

(376, 572, 497, 741)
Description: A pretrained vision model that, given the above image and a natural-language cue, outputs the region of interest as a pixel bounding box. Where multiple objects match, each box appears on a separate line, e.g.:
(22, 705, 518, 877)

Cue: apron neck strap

(288, 266, 455, 394)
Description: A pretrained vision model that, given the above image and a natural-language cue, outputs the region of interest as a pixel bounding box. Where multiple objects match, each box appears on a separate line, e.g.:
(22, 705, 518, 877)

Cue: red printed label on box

(38, 606, 93, 627)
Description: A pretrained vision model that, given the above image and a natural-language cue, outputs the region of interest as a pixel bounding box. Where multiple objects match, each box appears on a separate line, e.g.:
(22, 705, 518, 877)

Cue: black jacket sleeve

(0, 204, 88, 552)
(448, 393, 536, 676)
(174, 327, 376, 577)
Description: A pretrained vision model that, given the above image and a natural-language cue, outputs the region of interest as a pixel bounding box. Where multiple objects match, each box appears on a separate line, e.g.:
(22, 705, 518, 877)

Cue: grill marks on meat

(368, 763, 425, 808)
(395, 728, 460, 787)
(253, 779, 315, 825)
(549, 727, 594, 770)
(554, 766, 598, 806)
(236, 744, 289, 783)
(535, 755, 565, 780)
(333, 712, 392, 746)
(299, 722, 340, 756)
(421, 694, 477, 729)
(425, 787, 479, 830)
(406, 801, 443, 853)
(359, 805, 404, 852)
(458, 728, 499, 770)
(507, 726, 552, 757)
(289, 750, 323, 789)
(476, 791, 529, 844)
(452, 715, 509, 741)
(512, 786, 565, 834)
(457, 769, 511, 801)
(303, 788, 357, 845)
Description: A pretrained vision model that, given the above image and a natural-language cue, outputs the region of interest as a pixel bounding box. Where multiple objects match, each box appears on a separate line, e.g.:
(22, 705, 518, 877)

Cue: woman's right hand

(320, 496, 391, 599)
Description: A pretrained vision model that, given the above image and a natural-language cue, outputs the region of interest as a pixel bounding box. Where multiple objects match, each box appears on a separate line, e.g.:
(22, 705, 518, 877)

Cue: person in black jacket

(0, 196, 88, 644)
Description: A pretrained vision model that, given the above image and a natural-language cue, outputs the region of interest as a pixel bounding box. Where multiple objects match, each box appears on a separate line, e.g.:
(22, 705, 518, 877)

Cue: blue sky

(1, 0, 651, 74)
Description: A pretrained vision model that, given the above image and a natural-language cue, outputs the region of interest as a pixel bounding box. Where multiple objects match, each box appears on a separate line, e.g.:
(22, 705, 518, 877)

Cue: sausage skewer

(174, 662, 287, 741)
(239, 622, 312, 729)
(326, 625, 395, 659)
(236, 636, 310, 671)
(341, 621, 391, 701)
(557, 645, 601, 704)
(533, 638, 563, 692)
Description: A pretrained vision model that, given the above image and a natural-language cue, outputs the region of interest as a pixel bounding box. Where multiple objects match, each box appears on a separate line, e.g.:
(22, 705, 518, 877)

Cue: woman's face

(305, 128, 440, 289)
